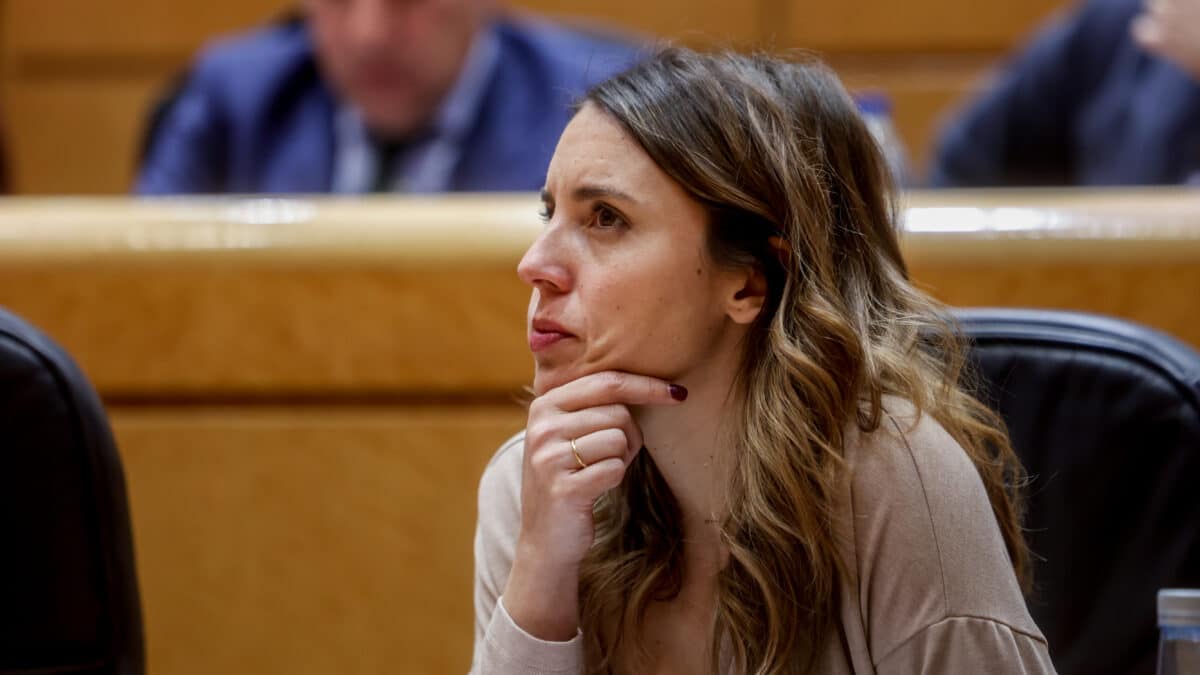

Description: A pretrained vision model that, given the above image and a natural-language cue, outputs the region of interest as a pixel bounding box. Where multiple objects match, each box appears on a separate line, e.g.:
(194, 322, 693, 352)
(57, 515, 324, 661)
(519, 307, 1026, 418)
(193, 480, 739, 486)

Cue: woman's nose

(517, 227, 572, 293)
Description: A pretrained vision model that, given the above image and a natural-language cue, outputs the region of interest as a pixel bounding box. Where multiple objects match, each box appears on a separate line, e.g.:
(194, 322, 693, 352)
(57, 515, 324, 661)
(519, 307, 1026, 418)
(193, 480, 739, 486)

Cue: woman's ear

(726, 265, 768, 325)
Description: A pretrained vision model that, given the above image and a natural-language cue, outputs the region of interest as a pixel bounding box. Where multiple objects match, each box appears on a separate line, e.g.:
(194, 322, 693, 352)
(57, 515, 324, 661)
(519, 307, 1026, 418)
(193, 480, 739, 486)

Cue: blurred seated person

(135, 0, 641, 194)
(929, 0, 1200, 187)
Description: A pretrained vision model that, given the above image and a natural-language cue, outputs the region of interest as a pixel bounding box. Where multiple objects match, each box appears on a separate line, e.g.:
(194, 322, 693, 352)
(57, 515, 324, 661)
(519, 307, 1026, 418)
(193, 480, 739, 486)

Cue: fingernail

(669, 384, 688, 401)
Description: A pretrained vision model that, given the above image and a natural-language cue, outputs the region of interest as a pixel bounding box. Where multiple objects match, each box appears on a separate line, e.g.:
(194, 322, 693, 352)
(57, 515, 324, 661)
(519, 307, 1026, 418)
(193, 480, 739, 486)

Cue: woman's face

(519, 104, 755, 395)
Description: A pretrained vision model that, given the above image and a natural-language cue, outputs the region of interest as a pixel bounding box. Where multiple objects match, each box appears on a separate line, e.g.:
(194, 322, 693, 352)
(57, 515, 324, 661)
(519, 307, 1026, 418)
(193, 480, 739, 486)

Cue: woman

(472, 48, 1056, 674)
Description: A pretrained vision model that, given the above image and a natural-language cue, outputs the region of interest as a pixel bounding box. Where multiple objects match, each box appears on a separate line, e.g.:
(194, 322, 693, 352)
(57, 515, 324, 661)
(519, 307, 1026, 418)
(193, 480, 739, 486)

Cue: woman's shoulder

(843, 397, 1005, 518)
(478, 431, 526, 514)
(474, 432, 526, 605)
(845, 397, 989, 511)
(838, 398, 1045, 659)
(484, 430, 526, 474)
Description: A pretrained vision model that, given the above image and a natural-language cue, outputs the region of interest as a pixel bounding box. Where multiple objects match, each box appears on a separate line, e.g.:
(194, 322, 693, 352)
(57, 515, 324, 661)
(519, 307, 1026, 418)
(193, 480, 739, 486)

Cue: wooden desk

(0, 189, 1196, 674)
(902, 189, 1200, 349)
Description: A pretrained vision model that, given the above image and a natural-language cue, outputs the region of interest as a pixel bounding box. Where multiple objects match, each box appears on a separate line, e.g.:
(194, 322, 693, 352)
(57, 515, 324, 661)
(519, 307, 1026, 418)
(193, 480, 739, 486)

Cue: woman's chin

(531, 361, 601, 396)
(532, 358, 687, 396)
(530, 367, 570, 396)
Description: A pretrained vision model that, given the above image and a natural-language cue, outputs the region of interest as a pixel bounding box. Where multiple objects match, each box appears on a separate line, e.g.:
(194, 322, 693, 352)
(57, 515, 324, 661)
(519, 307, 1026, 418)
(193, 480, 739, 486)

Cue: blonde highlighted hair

(576, 48, 1029, 674)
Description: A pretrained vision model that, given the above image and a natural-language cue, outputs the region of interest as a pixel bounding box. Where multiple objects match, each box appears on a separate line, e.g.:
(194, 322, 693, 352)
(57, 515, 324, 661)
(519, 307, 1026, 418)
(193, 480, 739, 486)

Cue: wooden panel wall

(0, 0, 1068, 194)
(782, 0, 1066, 50)
(113, 405, 525, 675)
(0, 0, 292, 194)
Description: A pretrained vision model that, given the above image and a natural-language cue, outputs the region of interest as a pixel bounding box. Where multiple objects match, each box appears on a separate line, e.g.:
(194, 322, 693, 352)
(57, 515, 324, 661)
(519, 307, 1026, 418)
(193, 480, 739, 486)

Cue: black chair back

(958, 308, 1200, 675)
(0, 307, 144, 675)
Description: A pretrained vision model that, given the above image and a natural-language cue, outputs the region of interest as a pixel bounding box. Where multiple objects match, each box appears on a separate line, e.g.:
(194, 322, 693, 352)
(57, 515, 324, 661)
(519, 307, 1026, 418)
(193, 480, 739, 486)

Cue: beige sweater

(471, 403, 1057, 674)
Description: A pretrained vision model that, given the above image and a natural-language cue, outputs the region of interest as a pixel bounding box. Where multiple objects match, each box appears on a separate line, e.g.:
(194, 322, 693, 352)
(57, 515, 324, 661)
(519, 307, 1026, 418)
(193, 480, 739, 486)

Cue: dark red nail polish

(669, 384, 688, 401)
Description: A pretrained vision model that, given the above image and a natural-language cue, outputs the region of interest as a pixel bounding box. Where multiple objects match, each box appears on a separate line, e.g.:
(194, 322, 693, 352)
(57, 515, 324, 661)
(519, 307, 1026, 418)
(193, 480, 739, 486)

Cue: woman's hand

(501, 371, 686, 641)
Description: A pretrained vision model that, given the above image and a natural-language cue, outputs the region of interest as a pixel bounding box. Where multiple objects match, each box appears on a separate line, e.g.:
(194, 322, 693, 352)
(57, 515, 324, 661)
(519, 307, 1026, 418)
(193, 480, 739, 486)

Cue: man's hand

(1133, 0, 1200, 79)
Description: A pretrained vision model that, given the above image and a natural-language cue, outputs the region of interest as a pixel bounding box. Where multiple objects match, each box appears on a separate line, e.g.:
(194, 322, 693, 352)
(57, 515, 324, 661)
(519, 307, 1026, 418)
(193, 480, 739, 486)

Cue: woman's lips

(529, 318, 575, 353)
(529, 330, 572, 352)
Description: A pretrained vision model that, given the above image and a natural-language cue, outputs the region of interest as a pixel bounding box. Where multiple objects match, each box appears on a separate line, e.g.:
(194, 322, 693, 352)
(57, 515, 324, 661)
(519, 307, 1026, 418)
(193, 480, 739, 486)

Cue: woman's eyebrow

(571, 184, 640, 206)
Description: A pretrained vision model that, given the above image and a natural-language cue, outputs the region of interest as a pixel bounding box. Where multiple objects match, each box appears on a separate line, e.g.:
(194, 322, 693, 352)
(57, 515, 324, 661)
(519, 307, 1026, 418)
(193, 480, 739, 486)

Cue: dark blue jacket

(135, 17, 640, 194)
(930, 0, 1200, 186)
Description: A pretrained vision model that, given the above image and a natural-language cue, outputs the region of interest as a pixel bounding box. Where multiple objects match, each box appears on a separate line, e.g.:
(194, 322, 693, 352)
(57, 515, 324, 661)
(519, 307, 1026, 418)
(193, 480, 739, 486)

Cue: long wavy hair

(574, 48, 1031, 674)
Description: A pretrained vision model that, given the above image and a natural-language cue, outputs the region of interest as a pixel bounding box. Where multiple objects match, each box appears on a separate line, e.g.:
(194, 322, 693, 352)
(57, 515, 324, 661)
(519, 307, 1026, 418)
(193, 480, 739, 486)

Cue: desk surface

(1, 188, 1199, 265)
(0, 189, 1197, 396)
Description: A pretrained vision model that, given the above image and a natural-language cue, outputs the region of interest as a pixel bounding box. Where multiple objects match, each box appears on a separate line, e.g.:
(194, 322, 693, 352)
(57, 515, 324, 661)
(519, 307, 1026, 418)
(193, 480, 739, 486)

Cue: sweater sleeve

(470, 433, 584, 674)
(841, 402, 1057, 674)
(875, 616, 1056, 674)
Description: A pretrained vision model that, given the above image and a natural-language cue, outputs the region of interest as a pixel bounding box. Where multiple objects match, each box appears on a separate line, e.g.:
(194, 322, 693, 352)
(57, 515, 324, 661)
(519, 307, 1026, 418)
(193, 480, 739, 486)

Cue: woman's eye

(590, 205, 627, 230)
(537, 205, 553, 223)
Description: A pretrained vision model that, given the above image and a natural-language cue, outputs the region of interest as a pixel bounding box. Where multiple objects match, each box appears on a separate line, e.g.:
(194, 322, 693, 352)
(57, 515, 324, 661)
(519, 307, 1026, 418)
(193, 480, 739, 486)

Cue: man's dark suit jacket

(930, 0, 1200, 186)
(135, 16, 640, 194)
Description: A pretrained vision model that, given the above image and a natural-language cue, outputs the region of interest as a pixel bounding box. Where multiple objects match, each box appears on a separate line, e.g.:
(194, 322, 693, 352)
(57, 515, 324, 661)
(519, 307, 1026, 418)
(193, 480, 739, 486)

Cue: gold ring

(570, 438, 588, 469)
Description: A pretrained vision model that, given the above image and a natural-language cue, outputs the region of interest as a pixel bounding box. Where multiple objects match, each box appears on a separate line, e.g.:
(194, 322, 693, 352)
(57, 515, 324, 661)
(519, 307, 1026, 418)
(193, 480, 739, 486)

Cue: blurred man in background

(929, 0, 1200, 187)
(136, 0, 640, 194)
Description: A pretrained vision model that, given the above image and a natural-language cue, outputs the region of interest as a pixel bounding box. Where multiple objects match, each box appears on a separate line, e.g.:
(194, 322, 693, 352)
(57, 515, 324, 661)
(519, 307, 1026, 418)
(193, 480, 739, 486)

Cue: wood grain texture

(2, 78, 162, 194)
(0, 263, 531, 395)
(781, 0, 1065, 51)
(112, 404, 526, 675)
(2, 0, 291, 54)
(5, 253, 1194, 396)
(912, 262, 1200, 348)
(511, 1, 762, 46)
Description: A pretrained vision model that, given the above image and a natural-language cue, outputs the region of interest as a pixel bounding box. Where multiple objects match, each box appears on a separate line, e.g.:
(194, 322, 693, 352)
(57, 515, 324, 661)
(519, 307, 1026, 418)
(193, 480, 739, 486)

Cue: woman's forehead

(545, 107, 681, 205)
